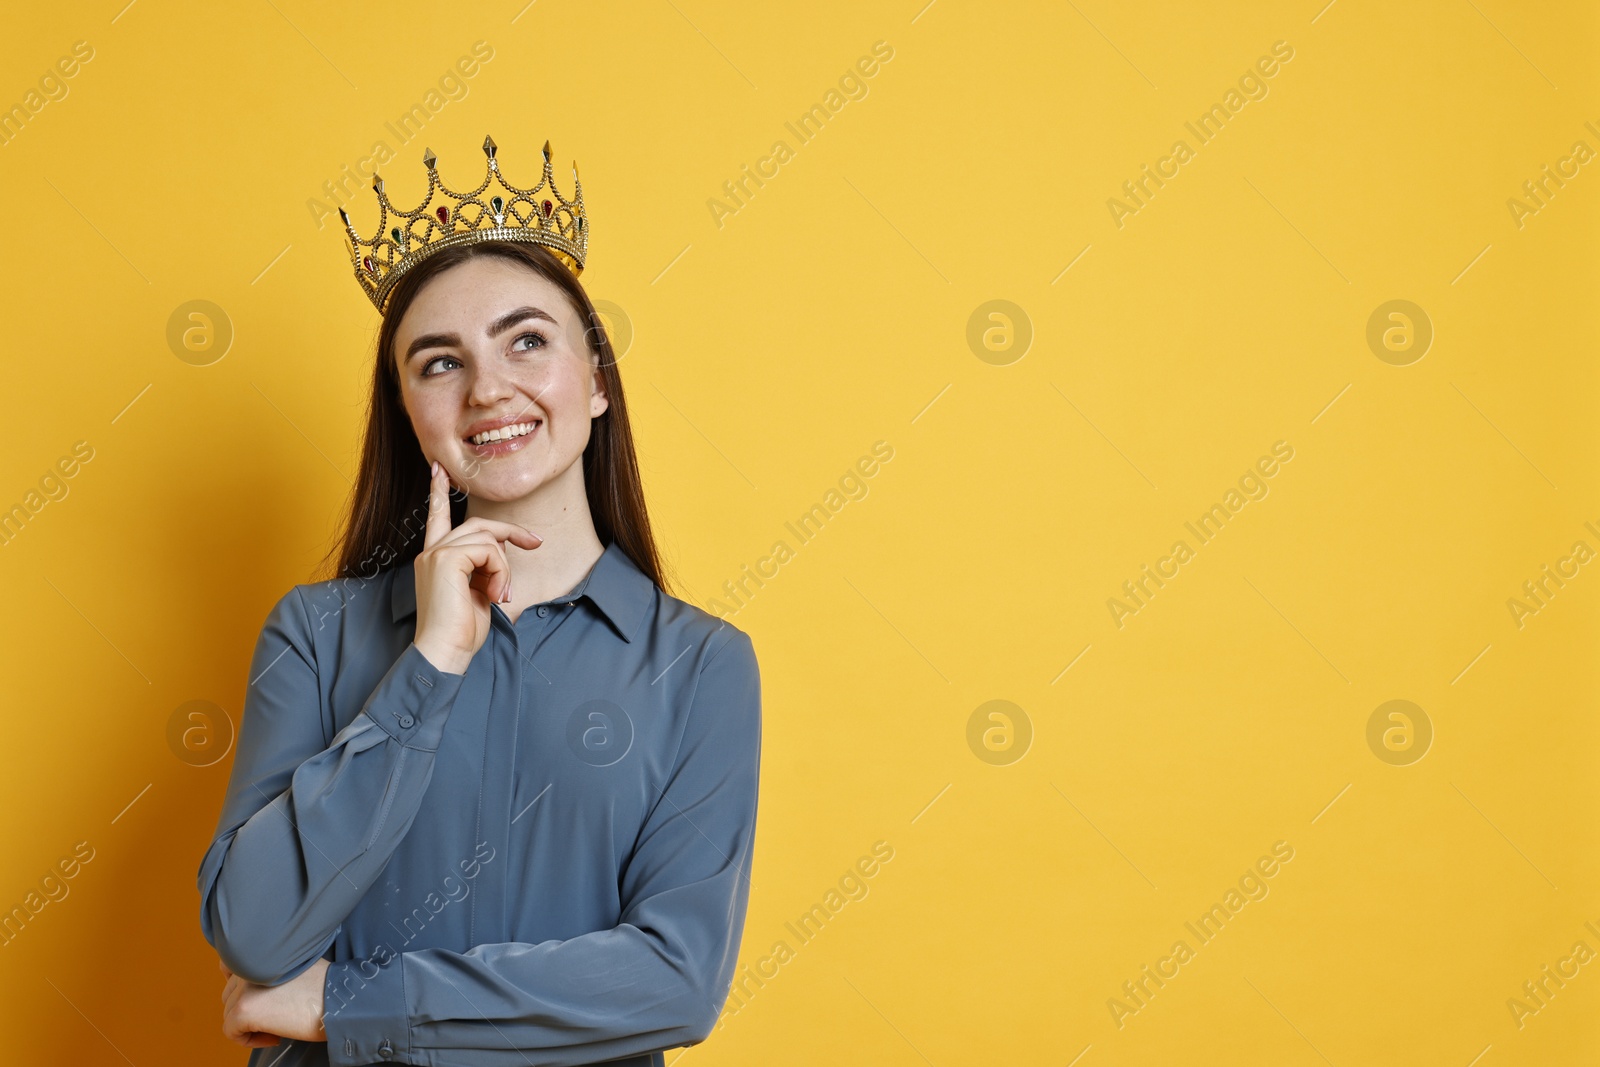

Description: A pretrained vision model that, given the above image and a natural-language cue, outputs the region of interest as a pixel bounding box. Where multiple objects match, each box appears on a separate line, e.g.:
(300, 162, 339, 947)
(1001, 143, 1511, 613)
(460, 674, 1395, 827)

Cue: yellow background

(0, 0, 1596, 1063)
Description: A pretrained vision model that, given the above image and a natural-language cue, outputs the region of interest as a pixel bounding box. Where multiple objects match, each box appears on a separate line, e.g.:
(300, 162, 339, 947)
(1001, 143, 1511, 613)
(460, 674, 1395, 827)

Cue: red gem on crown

(542, 200, 553, 217)
(436, 206, 450, 225)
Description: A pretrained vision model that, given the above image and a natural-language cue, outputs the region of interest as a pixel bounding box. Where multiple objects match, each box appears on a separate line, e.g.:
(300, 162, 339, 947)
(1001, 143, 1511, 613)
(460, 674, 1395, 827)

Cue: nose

(467, 355, 516, 408)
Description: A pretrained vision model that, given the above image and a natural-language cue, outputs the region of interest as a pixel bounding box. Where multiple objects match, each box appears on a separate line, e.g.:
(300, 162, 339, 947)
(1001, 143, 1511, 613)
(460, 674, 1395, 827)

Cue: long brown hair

(313, 240, 672, 596)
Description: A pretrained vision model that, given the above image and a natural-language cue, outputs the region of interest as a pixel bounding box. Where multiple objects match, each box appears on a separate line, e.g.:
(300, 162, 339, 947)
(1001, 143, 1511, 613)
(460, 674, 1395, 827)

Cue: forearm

(324, 920, 732, 1067)
(200, 643, 463, 986)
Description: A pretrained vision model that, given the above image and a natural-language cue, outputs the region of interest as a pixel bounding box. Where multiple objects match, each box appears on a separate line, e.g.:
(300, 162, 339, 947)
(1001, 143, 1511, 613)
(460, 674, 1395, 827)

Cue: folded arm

(322, 629, 763, 1067)
(196, 586, 466, 987)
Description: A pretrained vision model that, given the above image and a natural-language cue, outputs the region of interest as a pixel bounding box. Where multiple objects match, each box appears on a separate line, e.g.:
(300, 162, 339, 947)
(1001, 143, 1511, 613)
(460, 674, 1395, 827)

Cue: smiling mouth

(466, 420, 542, 446)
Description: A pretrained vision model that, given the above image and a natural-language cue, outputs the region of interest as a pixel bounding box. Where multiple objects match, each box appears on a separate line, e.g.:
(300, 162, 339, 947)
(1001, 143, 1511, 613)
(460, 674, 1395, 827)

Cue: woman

(196, 140, 762, 1066)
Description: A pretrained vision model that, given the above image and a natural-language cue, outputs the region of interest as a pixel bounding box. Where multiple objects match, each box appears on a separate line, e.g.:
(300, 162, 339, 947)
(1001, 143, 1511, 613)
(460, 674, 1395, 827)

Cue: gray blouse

(196, 540, 762, 1066)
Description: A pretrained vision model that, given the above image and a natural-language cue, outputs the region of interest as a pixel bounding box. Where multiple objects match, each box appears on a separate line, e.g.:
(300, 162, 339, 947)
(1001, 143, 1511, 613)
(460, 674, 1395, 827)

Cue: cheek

(532, 362, 593, 416)
(406, 385, 462, 444)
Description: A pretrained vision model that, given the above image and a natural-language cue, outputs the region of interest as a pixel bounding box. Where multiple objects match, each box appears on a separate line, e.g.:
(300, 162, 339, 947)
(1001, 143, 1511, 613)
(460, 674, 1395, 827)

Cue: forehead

(396, 256, 570, 340)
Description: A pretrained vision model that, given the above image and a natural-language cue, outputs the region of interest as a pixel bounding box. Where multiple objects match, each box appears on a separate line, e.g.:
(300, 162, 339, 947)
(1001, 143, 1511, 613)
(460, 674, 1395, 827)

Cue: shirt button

(395, 712, 414, 729)
(378, 1039, 394, 1059)
(537, 606, 549, 618)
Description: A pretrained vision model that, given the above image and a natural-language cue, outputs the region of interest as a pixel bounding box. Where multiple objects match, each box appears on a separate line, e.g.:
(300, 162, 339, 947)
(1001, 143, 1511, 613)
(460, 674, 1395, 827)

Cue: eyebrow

(404, 306, 558, 364)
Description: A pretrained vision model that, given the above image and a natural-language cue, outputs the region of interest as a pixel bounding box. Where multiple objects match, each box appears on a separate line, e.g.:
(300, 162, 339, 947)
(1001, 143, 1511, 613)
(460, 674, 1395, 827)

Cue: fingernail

(430, 460, 438, 478)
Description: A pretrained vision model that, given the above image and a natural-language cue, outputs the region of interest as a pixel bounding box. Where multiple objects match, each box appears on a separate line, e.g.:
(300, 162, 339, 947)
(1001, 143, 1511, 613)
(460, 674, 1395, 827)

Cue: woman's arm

(196, 585, 467, 987)
(321, 629, 762, 1067)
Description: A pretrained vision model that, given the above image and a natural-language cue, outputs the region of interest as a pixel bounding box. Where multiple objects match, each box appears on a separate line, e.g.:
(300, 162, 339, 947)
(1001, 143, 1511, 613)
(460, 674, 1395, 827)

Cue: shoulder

(648, 591, 761, 748)
(650, 586, 758, 674)
(255, 565, 402, 649)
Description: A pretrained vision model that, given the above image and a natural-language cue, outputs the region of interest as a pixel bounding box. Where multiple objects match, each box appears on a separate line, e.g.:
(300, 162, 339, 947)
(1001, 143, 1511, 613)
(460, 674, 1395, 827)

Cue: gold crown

(338, 134, 588, 313)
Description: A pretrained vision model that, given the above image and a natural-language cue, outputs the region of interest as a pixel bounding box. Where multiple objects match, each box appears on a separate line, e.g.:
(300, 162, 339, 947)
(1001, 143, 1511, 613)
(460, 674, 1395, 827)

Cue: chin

(463, 477, 545, 500)
(451, 443, 579, 496)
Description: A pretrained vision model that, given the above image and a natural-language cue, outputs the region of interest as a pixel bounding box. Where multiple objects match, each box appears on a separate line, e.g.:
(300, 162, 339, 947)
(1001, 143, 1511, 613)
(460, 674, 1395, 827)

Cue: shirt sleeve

(195, 584, 468, 987)
(321, 628, 763, 1067)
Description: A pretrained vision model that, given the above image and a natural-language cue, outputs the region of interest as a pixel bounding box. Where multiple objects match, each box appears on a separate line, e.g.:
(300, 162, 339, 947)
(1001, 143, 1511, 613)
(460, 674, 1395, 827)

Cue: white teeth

(469, 421, 539, 445)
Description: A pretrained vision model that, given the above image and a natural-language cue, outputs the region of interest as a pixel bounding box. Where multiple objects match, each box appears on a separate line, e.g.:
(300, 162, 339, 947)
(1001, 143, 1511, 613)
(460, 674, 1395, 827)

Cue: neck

(462, 460, 604, 607)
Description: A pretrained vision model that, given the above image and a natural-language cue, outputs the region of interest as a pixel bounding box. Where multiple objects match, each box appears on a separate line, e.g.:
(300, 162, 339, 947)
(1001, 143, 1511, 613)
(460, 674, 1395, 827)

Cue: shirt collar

(390, 539, 654, 642)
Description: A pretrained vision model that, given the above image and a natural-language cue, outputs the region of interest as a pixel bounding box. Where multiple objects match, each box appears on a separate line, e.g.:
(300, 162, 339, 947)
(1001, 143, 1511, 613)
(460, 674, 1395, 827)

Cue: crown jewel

(338, 134, 588, 313)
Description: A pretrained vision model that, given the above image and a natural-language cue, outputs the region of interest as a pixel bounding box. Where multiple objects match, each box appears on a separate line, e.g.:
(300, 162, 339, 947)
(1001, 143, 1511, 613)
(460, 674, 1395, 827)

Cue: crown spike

(337, 134, 588, 313)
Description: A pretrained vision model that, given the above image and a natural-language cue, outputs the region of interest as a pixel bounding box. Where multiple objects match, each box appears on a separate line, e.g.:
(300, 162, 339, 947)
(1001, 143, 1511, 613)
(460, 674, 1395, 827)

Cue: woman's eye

(420, 334, 543, 376)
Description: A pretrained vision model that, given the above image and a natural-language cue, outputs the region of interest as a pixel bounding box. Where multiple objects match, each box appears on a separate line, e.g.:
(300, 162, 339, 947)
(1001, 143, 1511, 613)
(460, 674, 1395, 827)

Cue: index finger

(424, 460, 452, 549)
(435, 518, 543, 551)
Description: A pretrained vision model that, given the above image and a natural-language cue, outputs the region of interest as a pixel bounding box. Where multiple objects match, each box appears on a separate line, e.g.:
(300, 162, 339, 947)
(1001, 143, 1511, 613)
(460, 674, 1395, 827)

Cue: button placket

(506, 595, 581, 824)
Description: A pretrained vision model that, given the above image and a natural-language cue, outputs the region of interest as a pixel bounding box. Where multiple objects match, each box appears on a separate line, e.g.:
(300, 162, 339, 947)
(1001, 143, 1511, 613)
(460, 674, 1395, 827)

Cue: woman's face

(393, 255, 608, 502)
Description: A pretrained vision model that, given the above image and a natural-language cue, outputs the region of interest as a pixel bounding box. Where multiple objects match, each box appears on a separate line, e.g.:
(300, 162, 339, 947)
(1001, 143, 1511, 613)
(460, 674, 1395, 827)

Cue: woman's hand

(218, 957, 330, 1047)
(414, 460, 543, 674)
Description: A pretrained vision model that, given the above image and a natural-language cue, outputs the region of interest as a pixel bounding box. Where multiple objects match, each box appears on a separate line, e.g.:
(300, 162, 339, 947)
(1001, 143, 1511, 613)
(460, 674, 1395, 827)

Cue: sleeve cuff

(323, 954, 410, 1065)
(360, 643, 466, 752)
